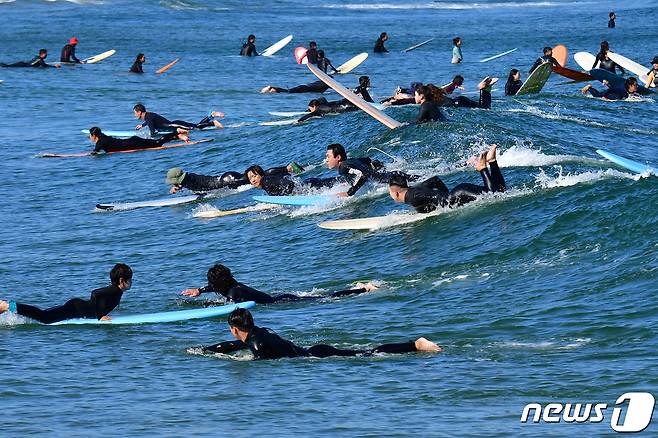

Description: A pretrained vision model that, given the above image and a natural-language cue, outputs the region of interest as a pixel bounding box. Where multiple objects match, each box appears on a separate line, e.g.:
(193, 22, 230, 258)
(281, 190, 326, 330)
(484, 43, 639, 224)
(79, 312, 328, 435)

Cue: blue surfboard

(589, 69, 654, 96)
(252, 195, 336, 206)
(49, 301, 255, 325)
(596, 149, 655, 175)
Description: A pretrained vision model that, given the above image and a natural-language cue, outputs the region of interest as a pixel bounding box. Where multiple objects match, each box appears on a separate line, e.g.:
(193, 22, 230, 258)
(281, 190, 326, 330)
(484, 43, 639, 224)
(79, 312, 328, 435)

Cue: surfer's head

(326, 143, 346, 168)
(388, 173, 409, 203)
(651, 56, 658, 67)
(600, 41, 609, 54)
(207, 264, 237, 293)
(609, 12, 615, 19)
(380, 32, 388, 41)
(307, 99, 320, 112)
(359, 76, 370, 88)
(248, 34, 255, 43)
(625, 77, 638, 93)
(542, 47, 552, 56)
(228, 308, 254, 339)
(317, 50, 325, 59)
(110, 263, 133, 291)
(453, 75, 464, 86)
(136, 53, 145, 63)
(453, 37, 461, 46)
(88, 126, 103, 142)
(39, 49, 48, 58)
(245, 165, 265, 188)
(309, 41, 317, 49)
(133, 103, 146, 119)
(69, 37, 78, 45)
(508, 68, 520, 82)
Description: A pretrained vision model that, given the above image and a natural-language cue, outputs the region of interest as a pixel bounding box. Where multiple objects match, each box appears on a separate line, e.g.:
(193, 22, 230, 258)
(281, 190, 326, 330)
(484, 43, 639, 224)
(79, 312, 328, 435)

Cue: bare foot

(581, 84, 591, 95)
(211, 111, 225, 118)
(176, 128, 189, 135)
(474, 152, 487, 172)
(415, 337, 442, 352)
(486, 144, 498, 163)
(260, 86, 274, 93)
(0, 300, 8, 313)
(178, 133, 190, 143)
(356, 282, 379, 293)
(212, 120, 224, 128)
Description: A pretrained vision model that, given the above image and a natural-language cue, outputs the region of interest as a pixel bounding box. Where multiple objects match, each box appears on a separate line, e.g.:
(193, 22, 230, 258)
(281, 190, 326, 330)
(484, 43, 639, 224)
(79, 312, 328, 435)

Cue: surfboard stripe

(193, 203, 279, 218)
(253, 195, 335, 207)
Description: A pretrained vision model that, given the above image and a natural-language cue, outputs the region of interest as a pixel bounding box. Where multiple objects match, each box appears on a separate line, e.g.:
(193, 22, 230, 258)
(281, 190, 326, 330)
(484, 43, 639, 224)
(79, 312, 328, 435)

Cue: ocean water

(0, 0, 657, 436)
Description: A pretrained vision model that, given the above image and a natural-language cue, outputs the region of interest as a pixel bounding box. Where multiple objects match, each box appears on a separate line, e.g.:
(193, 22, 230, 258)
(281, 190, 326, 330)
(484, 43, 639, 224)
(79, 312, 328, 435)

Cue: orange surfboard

(552, 44, 568, 67)
(40, 139, 212, 158)
(156, 58, 180, 74)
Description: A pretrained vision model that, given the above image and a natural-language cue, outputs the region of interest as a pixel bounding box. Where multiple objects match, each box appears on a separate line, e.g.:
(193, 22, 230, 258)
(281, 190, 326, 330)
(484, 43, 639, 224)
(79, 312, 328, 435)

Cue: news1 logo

(521, 392, 655, 432)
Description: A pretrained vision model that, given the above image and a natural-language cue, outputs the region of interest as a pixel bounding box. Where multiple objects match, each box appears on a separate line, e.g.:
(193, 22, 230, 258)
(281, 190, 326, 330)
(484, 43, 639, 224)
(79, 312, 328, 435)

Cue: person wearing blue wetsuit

(1, 49, 61, 68)
(452, 37, 463, 64)
(581, 77, 639, 101)
(133, 104, 224, 135)
(240, 34, 258, 56)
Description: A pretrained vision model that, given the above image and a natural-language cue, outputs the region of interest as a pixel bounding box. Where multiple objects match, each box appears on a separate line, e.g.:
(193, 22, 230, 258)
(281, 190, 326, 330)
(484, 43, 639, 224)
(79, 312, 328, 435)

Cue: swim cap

(165, 167, 186, 185)
(69, 37, 78, 45)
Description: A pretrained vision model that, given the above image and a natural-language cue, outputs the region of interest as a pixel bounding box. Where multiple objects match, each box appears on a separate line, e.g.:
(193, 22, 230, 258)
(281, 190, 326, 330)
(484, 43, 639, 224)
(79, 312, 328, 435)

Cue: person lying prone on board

(165, 162, 305, 194)
(580, 77, 639, 101)
(1, 49, 61, 68)
(181, 264, 378, 305)
(133, 104, 224, 135)
(296, 76, 374, 122)
(88, 127, 189, 154)
(388, 144, 506, 212)
(244, 164, 343, 196)
(0, 264, 132, 324)
(201, 308, 442, 360)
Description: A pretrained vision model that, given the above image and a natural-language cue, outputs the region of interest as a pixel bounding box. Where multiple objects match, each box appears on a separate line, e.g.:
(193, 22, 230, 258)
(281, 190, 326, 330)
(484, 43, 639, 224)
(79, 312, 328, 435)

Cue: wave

(322, 1, 595, 10)
(534, 167, 636, 188)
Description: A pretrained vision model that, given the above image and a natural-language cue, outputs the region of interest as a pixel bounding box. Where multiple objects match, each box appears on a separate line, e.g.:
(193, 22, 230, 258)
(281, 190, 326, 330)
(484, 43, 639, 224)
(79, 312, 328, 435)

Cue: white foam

(322, 1, 591, 10)
(498, 144, 581, 168)
(534, 167, 635, 189)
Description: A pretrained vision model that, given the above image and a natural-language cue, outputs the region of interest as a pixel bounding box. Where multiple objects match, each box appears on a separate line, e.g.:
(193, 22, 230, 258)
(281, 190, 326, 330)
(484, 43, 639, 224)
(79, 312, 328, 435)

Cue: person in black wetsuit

(374, 32, 389, 53)
(443, 75, 465, 95)
(608, 12, 616, 28)
(529, 47, 559, 73)
(295, 76, 374, 122)
(244, 164, 340, 195)
(130, 53, 145, 73)
(581, 77, 639, 101)
(1, 49, 61, 68)
(261, 80, 329, 94)
(165, 163, 304, 194)
(646, 56, 658, 88)
(306, 41, 319, 65)
(0, 264, 132, 324)
(181, 264, 378, 304)
(381, 81, 422, 106)
(240, 34, 258, 56)
(414, 85, 448, 123)
(591, 41, 624, 75)
(316, 50, 338, 74)
(133, 104, 224, 135)
(505, 69, 522, 96)
(201, 308, 442, 359)
(61, 37, 82, 63)
(388, 144, 506, 211)
(446, 77, 495, 109)
(88, 127, 188, 154)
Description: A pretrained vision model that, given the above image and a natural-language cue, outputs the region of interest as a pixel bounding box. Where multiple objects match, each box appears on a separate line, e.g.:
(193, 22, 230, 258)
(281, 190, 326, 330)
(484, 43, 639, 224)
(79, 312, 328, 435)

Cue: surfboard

(479, 48, 517, 63)
(259, 118, 298, 126)
(552, 64, 593, 82)
(596, 149, 655, 175)
(49, 301, 255, 325)
(402, 38, 434, 53)
(607, 52, 650, 83)
(261, 35, 293, 57)
(40, 139, 213, 158)
(193, 203, 279, 218)
(306, 63, 403, 129)
(253, 194, 336, 207)
(83, 49, 116, 64)
(156, 58, 179, 74)
(336, 52, 368, 74)
(552, 44, 568, 67)
(79, 129, 150, 138)
(269, 111, 308, 117)
(574, 52, 597, 72)
(589, 69, 654, 95)
(319, 211, 439, 230)
(96, 195, 200, 212)
(516, 62, 552, 95)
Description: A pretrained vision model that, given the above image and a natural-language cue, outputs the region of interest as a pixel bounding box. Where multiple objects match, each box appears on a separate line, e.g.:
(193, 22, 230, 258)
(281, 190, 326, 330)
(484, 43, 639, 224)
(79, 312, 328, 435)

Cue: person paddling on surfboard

(381, 82, 422, 106)
(1, 49, 61, 68)
(133, 104, 224, 135)
(443, 75, 465, 95)
(529, 47, 559, 73)
(296, 76, 374, 122)
(374, 32, 389, 53)
(414, 85, 448, 123)
(592, 41, 624, 75)
(581, 76, 639, 101)
(130, 53, 145, 73)
(244, 165, 339, 196)
(388, 144, 506, 213)
(201, 308, 442, 360)
(240, 34, 258, 56)
(505, 69, 522, 95)
(89, 127, 189, 154)
(181, 264, 378, 305)
(0, 264, 132, 324)
(61, 37, 83, 63)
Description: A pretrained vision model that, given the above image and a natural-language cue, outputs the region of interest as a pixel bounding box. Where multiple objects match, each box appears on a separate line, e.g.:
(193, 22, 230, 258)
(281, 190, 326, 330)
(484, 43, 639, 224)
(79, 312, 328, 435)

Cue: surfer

(374, 32, 389, 53)
(306, 41, 319, 64)
(592, 41, 624, 75)
(244, 164, 340, 195)
(181, 264, 378, 304)
(130, 54, 145, 73)
(240, 34, 258, 56)
(201, 308, 442, 359)
(452, 37, 463, 64)
(296, 97, 357, 123)
(388, 144, 506, 212)
(581, 77, 639, 101)
(380, 82, 422, 106)
(646, 56, 658, 88)
(608, 12, 616, 28)
(166, 163, 304, 194)
(260, 80, 329, 94)
(317, 50, 338, 74)
(505, 69, 522, 95)
(133, 104, 224, 135)
(89, 127, 188, 154)
(414, 85, 448, 123)
(529, 47, 559, 73)
(0, 264, 132, 324)
(60, 37, 82, 63)
(1, 49, 61, 68)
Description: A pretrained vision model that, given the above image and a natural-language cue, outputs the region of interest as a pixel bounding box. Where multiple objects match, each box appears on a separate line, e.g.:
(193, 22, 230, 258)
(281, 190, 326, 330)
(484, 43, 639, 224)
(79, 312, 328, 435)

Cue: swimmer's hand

(100, 315, 112, 321)
(336, 192, 349, 198)
(181, 288, 201, 297)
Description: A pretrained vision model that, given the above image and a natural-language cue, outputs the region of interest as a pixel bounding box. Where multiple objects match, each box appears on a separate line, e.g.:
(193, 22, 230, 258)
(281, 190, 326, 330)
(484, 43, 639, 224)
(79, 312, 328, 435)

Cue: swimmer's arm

(203, 340, 247, 354)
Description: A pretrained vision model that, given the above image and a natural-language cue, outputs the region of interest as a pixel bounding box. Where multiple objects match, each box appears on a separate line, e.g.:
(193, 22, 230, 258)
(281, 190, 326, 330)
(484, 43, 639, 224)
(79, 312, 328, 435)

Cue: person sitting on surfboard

(240, 34, 258, 56)
(166, 163, 304, 194)
(451, 37, 463, 64)
(388, 144, 506, 213)
(647, 56, 658, 88)
(89, 127, 188, 154)
(505, 69, 522, 96)
(181, 264, 378, 305)
(581, 76, 639, 101)
(1, 49, 60, 68)
(529, 47, 559, 73)
(130, 53, 145, 73)
(133, 104, 224, 135)
(306, 41, 319, 64)
(592, 41, 624, 75)
(60, 37, 82, 63)
(0, 264, 132, 324)
(201, 308, 442, 360)
(374, 32, 389, 53)
(316, 50, 338, 74)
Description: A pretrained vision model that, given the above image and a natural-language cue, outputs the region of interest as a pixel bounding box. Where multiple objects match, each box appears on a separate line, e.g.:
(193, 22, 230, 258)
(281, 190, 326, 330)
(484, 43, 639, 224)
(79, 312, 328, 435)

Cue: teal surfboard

(49, 301, 255, 325)
(253, 195, 336, 206)
(596, 150, 655, 175)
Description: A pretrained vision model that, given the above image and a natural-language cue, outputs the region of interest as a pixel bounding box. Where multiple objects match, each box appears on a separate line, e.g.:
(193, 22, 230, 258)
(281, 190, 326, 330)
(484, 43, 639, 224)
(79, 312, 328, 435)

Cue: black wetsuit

(197, 279, 368, 304)
(240, 42, 258, 56)
(306, 48, 318, 65)
(505, 78, 522, 96)
(203, 326, 418, 360)
(268, 80, 329, 94)
(592, 54, 624, 75)
(374, 38, 388, 53)
(93, 131, 179, 153)
(608, 18, 615, 28)
(297, 98, 358, 122)
(1, 56, 56, 68)
(586, 85, 631, 100)
(337, 158, 414, 196)
(130, 60, 144, 73)
(142, 112, 215, 135)
(449, 89, 492, 109)
(353, 84, 374, 103)
(12, 284, 123, 324)
(317, 57, 337, 74)
(60, 44, 81, 63)
(404, 161, 506, 212)
(180, 167, 289, 194)
(416, 101, 448, 123)
(529, 55, 559, 73)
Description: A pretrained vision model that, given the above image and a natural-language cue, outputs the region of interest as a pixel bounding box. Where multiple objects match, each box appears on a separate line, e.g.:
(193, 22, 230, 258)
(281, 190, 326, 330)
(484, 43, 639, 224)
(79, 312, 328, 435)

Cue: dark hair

(110, 263, 132, 286)
(453, 75, 464, 86)
(508, 68, 519, 81)
(453, 37, 461, 45)
(327, 143, 346, 161)
(625, 77, 638, 88)
(207, 264, 235, 291)
(308, 99, 320, 108)
(248, 34, 255, 41)
(309, 41, 317, 48)
(599, 40, 609, 56)
(39, 49, 47, 56)
(609, 12, 615, 18)
(133, 103, 146, 113)
(543, 46, 552, 55)
(379, 32, 387, 40)
(318, 50, 325, 58)
(388, 173, 408, 188)
(89, 127, 102, 137)
(245, 165, 265, 178)
(415, 84, 432, 101)
(228, 308, 254, 331)
(359, 76, 370, 87)
(136, 53, 144, 61)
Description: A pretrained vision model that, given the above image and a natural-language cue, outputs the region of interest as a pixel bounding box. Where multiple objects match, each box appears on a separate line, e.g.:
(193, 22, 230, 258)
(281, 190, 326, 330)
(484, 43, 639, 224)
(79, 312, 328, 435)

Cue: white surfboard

(607, 52, 650, 83)
(402, 38, 434, 53)
(83, 49, 116, 64)
(574, 52, 597, 72)
(96, 195, 199, 211)
(319, 211, 440, 231)
(269, 111, 308, 117)
(259, 118, 298, 126)
(479, 48, 517, 63)
(193, 203, 278, 218)
(261, 35, 293, 57)
(336, 52, 368, 74)
(306, 63, 402, 129)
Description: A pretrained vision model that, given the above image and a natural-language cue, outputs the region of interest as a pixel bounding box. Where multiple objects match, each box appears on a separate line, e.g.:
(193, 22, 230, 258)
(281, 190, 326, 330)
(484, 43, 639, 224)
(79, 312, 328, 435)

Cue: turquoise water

(0, 0, 657, 435)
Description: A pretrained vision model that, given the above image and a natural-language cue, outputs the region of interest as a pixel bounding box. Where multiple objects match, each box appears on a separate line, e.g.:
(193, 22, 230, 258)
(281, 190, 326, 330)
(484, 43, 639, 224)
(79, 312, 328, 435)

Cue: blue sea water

(0, 0, 657, 436)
